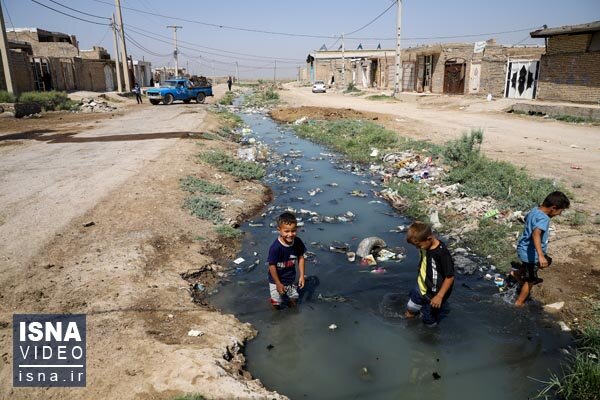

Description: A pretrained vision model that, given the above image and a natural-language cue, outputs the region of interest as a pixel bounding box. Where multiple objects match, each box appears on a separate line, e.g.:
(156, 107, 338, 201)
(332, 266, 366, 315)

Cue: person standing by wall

(227, 76, 233, 91)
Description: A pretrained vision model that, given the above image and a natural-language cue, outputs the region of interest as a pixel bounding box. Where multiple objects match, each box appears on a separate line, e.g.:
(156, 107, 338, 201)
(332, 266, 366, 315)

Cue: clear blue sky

(3, 0, 599, 78)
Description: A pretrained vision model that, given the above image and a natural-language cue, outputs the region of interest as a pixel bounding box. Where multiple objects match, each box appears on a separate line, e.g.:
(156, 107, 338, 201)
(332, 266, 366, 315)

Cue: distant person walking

(227, 76, 233, 91)
(133, 83, 142, 104)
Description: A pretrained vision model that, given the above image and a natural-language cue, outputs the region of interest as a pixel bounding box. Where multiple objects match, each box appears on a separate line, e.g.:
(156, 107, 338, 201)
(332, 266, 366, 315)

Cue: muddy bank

(0, 108, 284, 399)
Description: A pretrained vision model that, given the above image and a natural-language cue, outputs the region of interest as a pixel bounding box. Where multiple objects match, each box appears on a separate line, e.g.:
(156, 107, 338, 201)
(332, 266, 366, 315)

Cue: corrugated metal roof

(530, 21, 600, 37)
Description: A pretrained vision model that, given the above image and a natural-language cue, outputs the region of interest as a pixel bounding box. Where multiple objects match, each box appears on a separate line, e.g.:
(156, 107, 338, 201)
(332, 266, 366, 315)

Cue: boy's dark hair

(406, 221, 433, 245)
(277, 212, 297, 227)
(542, 191, 570, 209)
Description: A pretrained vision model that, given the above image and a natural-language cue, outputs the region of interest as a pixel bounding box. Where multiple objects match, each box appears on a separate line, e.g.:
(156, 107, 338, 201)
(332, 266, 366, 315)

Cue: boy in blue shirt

(514, 191, 570, 306)
(267, 212, 306, 309)
(404, 221, 455, 327)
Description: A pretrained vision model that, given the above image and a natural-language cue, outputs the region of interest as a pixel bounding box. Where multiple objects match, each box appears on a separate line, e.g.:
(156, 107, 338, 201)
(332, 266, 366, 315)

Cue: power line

(2, 0, 15, 29)
(348, 26, 541, 41)
(46, 0, 110, 20)
(125, 24, 301, 63)
(123, 30, 172, 57)
(346, 0, 396, 36)
(30, 0, 110, 26)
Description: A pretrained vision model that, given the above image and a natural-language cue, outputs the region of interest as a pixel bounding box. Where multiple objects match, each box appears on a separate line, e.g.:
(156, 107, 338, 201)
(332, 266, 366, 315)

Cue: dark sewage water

(210, 108, 571, 400)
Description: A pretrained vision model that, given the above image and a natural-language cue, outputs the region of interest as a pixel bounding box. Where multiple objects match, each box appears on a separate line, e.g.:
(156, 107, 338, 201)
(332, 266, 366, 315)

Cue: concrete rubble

(78, 97, 118, 113)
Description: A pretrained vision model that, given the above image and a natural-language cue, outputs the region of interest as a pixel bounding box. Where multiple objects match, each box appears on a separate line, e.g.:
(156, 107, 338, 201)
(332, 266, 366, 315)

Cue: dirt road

(0, 89, 283, 399)
(280, 85, 600, 214)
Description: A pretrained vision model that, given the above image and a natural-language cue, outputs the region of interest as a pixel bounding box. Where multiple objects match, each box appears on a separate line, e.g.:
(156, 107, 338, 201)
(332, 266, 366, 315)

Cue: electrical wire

(30, 0, 110, 25)
(46, 0, 110, 20)
(123, 31, 172, 57)
(345, 0, 396, 36)
(125, 24, 301, 63)
(2, 0, 16, 30)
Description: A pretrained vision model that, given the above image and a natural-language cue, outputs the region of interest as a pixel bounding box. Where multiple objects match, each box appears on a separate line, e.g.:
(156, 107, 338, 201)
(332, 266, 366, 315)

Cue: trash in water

(432, 372, 441, 380)
(361, 255, 377, 266)
(194, 283, 206, 292)
(494, 276, 505, 287)
(350, 190, 368, 197)
(327, 182, 339, 187)
(329, 242, 350, 253)
(248, 223, 263, 227)
(187, 329, 204, 337)
(328, 324, 338, 331)
(308, 188, 323, 196)
(370, 148, 379, 157)
(371, 267, 386, 274)
(558, 321, 571, 332)
(347, 252, 356, 262)
(318, 294, 349, 303)
(233, 257, 245, 265)
(266, 344, 275, 350)
(356, 237, 387, 258)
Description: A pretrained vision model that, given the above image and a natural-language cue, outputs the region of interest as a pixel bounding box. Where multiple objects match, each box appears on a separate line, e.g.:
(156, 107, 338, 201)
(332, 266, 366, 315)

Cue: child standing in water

(405, 222, 455, 327)
(513, 191, 570, 306)
(267, 212, 306, 309)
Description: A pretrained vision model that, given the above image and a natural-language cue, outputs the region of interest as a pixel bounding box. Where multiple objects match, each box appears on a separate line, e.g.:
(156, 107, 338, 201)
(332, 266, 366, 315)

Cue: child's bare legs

(515, 281, 532, 307)
(404, 310, 417, 319)
(288, 298, 297, 307)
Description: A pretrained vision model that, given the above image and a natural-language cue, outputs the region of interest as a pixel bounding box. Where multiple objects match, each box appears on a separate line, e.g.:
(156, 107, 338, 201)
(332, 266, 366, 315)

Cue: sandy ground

(274, 84, 600, 323)
(0, 86, 284, 399)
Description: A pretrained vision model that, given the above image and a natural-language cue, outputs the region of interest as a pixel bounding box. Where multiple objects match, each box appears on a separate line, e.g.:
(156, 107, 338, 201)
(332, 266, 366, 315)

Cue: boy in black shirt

(404, 221, 455, 327)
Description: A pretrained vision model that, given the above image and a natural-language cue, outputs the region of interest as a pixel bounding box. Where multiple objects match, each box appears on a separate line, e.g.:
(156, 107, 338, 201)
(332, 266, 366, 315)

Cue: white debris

(294, 116, 308, 125)
(370, 148, 379, 157)
(328, 324, 338, 331)
(544, 301, 565, 313)
(558, 321, 571, 332)
(187, 329, 204, 337)
(233, 257, 245, 265)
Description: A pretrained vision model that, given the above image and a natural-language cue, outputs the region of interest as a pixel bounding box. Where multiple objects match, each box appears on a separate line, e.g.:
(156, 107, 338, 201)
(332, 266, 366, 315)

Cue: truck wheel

(163, 94, 174, 105)
(183, 99, 191, 104)
(196, 93, 206, 104)
(149, 99, 160, 105)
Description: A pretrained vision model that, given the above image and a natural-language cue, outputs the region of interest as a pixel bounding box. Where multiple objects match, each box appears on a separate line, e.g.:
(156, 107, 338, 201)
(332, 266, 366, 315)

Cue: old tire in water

(149, 99, 160, 105)
(356, 237, 387, 258)
(163, 94, 174, 105)
(183, 99, 191, 104)
(196, 93, 206, 103)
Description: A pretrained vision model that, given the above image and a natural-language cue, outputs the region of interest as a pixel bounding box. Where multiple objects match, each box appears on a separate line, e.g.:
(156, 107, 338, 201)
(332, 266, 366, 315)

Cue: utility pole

(393, 0, 402, 95)
(166, 25, 182, 77)
(0, 2, 14, 94)
(273, 60, 277, 84)
(110, 15, 123, 92)
(235, 61, 239, 84)
(211, 61, 214, 82)
(341, 32, 345, 88)
(115, 0, 131, 91)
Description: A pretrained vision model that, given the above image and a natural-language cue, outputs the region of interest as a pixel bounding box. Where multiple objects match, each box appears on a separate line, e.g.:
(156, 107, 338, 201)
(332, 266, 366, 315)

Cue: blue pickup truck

(146, 78, 213, 105)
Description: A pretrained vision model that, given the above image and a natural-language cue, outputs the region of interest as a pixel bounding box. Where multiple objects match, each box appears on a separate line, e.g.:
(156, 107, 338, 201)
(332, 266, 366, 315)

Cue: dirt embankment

(0, 95, 285, 399)
(270, 103, 600, 326)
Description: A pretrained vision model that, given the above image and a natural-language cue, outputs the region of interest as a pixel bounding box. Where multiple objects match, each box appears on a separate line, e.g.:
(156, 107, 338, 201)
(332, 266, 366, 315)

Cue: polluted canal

(209, 104, 571, 400)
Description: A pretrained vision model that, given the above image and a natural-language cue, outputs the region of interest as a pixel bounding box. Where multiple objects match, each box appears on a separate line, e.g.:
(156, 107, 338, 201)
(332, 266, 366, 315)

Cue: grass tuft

(180, 176, 230, 195)
(344, 82, 361, 93)
(242, 85, 280, 107)
(183, 196, 223, 223)
(0, 90, 16, 103)
(214, 225, 242, 238)
(462, 218, 520, 270)
(386, 180, 430, 221)
(366, 94, 398, 101)
(18, 91, 78, 111)
(172, 395, 205, 400)
(199, 151, 265, 180)
(218, 91, 236, 106)
(537, 304, 600, 400)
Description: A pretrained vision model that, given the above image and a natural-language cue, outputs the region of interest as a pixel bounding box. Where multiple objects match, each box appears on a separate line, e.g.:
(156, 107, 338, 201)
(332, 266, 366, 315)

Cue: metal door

(402, 61, 415, 91)
(469, 62, 481, 94)
(505, 60, 539, 99)
(104, 64, 114, 91)
(443, 62, 465, 94)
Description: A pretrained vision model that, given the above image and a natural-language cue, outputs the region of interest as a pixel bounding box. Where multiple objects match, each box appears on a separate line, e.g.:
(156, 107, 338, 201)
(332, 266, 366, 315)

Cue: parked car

(312, 80, 327, 93)
(146, 78, 213, 105)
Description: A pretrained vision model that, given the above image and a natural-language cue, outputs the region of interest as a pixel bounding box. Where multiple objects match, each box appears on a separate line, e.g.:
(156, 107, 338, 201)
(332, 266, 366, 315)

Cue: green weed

(537, 304, 600, 400)
(180, 176, 230, 195)
(214, 225, 242, 238)
(386, 180, 429, 221)
(442, 129, 483, 164)
(366, 94, 398, 101)
(554, 115, 596, 124)
(0, 90, 16, 103)
(293, 120, 399, 163)
(199, 151, 265, 180)
(462, 218, 520, 271)
(183, 196, 223, 223)
(18, 91, 78, 111)
(242, 86, 280, 107)
(563, 211, 587, 226)
(218, 91, 236, 106)
(208, 107, 243, 138)
(344, 82, 361, 93)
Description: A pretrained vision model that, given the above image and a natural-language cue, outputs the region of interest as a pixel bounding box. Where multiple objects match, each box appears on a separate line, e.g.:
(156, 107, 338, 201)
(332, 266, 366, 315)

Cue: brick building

(530, 21, 600, 103)
(0, 40, 35, 94)
(304, 41, 543, 98)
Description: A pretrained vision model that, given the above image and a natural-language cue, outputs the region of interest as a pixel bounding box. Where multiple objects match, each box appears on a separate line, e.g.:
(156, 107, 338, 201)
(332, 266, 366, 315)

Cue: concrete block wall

(536, 52, 600, 103)
(9, 51, 35, 94)
(77, 60, 109, 92)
